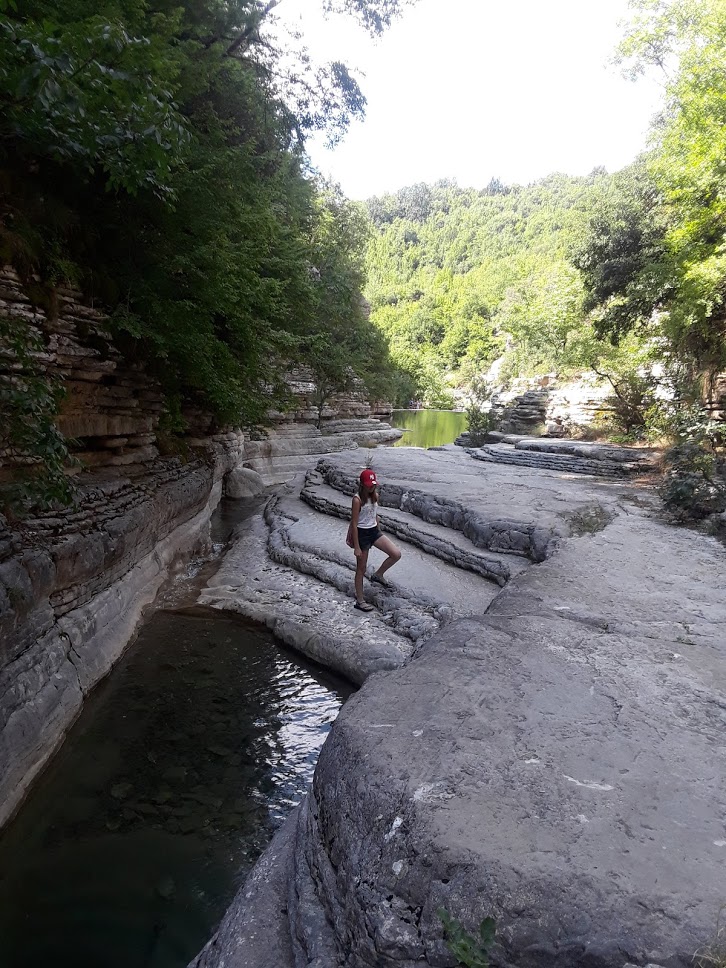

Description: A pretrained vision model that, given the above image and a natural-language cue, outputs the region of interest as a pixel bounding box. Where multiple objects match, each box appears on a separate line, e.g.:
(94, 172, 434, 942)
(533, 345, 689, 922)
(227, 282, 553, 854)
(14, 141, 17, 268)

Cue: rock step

(300, 476, 529, 587)
(312, 458, 558, 563)
(271, 489, 502, 619)
(202, 469, 511, 684)
(466, 445, 629, 478)
(243, 453, 327, 486)
(241, 432, 401, 486)
(242, 430, 396, 460)
(321, 418, 395, 435)
(512, 437, 658, 465)
(458, 432, 659, 466)
(200, 506, 415, 685)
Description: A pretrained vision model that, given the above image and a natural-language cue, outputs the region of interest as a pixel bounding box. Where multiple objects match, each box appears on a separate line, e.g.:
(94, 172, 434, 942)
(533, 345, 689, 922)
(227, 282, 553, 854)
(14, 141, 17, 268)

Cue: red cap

(360, 469, 378, 488)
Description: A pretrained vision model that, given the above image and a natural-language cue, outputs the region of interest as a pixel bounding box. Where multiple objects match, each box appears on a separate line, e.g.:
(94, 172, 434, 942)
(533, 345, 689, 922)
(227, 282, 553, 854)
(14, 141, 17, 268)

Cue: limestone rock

(0, 267, 165, 470)
(239, 367, 402, 485)
(0, 449, 240, 829)
(225, 466, 266, 499)
(192, 446, 725, 968)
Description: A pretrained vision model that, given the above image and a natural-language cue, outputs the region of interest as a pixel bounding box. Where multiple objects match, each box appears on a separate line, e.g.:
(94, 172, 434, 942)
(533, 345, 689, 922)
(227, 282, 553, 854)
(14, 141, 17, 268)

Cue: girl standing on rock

(350, 468, 401, 611)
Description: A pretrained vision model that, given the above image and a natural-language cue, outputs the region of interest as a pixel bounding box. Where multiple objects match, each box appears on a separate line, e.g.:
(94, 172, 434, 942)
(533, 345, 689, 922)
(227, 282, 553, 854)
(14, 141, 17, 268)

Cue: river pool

(0, 505, 351, 968)
(391, 409, 467, 448)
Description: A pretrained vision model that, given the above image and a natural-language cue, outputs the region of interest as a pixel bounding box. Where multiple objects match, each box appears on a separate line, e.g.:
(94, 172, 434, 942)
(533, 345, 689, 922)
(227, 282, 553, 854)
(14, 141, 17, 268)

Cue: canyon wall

(488, 370, 726, 439)
(0, 264, 243, 825)
(0, 269, 396, 827)
(239, 368, 401, 485)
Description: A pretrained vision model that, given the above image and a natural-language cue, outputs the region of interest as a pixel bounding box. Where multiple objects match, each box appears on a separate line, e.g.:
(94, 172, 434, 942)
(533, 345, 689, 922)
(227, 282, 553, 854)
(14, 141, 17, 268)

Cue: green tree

(572, 161, 671, 343)
(301, 186, 396, 420)
(364, 172, 606, 403)
(615, 0, 726, 373)
(494, 263, 587, 378)
(0, 319, 76, 512)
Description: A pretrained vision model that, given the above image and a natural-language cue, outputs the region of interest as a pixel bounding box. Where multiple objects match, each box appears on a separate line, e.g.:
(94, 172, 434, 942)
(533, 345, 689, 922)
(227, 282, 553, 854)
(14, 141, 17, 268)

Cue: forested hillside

(364, 173, 607, 407)
(365, 0, 726, 457)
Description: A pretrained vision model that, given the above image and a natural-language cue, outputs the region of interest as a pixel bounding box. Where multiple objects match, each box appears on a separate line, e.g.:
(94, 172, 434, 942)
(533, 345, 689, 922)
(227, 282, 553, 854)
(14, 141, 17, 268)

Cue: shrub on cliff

(0, 318, 76, 514)
(657, 408, 726, 522)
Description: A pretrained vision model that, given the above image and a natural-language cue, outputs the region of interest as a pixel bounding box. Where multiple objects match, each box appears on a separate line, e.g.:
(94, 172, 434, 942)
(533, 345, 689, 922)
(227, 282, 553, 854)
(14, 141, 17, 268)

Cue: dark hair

(357, 483, 379, 504)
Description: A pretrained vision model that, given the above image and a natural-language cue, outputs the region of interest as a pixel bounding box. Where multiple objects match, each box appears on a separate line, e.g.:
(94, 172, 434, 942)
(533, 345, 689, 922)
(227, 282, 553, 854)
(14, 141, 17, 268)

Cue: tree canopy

(0, 0, 417, 508)
(0, 0, 412, 432)
(363, 172, 614, 406)
(363, 0, 726, 426)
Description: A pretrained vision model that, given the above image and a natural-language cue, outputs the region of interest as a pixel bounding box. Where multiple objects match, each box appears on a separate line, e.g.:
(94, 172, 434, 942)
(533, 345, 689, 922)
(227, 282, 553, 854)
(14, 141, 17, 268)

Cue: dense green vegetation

(362, 0, 725, 519)
(363, 0, 725, 479)
(364, 173, 607, 407)
(0, 0, 406, 508)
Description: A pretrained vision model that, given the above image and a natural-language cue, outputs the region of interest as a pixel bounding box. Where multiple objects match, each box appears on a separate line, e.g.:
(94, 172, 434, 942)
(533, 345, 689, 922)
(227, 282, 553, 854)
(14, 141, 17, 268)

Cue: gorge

(2, 271, 725, 968)
(4, 376, 724, 967)
(4, 1, 726, 963)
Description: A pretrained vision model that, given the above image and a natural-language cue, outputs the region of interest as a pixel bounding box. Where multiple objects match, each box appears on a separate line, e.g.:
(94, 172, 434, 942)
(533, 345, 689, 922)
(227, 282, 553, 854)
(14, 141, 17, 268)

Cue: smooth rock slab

(199, 508, 413, 685)
(190, 446, 724, 968)
(190, 810, 297, 968)
(296, 614, 725, 967)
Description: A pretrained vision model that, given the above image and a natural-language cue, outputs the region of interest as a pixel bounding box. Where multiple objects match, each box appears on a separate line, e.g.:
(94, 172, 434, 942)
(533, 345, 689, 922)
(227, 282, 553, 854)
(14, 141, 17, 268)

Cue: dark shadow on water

(0, 518, 352, 968)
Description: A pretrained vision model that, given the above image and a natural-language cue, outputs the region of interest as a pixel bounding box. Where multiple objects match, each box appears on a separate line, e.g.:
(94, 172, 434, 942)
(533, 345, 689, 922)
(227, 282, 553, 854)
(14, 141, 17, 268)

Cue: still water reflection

(0, 611, 351, 968)
(391, 408, 467, 448)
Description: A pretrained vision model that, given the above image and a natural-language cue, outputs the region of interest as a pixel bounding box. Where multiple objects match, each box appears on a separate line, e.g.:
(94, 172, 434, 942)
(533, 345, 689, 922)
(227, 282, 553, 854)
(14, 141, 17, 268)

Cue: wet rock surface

(195, 446, 726, 968)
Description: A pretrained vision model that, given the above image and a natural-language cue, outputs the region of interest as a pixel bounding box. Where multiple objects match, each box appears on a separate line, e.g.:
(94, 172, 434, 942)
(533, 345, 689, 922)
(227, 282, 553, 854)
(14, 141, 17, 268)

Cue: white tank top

(357, 498, 378, 529)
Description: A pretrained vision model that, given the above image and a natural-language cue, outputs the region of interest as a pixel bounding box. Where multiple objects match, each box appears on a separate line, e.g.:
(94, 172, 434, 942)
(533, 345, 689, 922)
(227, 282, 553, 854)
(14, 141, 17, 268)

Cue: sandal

(354, 601, 375, 612)
(369, 573, 388, 587)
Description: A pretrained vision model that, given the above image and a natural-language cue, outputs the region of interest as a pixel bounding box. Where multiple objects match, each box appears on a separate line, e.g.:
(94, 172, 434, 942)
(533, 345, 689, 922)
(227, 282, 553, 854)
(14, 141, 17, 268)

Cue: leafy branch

(0, 317, 76, 514)
(438, 908, 497, 968)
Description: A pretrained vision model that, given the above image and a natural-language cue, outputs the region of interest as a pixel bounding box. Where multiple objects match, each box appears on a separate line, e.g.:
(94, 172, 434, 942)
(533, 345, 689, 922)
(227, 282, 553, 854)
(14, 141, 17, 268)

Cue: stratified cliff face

(0, 269, 395, 828)
(0, 452, 237, 829)
(486, 371, 726, 440)
(0, 268, 167, 472)
(0, 265, 244, 825)
(240, 367, 401, 485)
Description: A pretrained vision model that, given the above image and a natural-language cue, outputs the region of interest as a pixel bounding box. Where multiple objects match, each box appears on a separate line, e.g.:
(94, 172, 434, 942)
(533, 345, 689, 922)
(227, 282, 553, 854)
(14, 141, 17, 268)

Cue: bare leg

(355, 549, 369, 603)
(371, 535, 401, 580)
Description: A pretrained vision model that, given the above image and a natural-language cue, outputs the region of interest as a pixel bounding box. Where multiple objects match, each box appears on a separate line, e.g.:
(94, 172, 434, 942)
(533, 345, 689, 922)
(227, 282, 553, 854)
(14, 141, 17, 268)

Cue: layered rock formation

(486, 374, 615, 438)
(0, 446, 244, 829)
(483, 370, 726, 440)
(239, 368, 401, 485)
(490, 385, 551, 436)
(464, 435, 660, 479)
(0, 268, 165, 471)
(1, 270, 401, 827)
(0, 268, 249, 826)
(0, 268, 399, 489)
(192, 445, 725, 968)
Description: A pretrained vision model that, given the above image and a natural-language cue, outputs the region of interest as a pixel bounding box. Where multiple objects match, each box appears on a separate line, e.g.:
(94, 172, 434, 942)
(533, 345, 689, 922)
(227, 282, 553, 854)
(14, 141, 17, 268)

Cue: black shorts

(357, 526, 381, 551)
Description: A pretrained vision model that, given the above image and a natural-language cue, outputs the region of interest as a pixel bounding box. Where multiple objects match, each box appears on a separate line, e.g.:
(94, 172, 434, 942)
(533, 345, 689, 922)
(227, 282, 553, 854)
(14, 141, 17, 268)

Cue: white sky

(275, 0, 665, 200)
